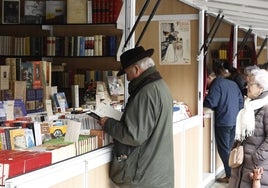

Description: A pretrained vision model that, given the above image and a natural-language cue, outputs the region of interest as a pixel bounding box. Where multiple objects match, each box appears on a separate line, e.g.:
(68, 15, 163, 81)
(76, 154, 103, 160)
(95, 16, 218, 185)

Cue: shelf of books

(0, 0, 123, 61)
(0, 0, 125, 187)
(210, 43, 253, 72)
(1, 0, 122, 25)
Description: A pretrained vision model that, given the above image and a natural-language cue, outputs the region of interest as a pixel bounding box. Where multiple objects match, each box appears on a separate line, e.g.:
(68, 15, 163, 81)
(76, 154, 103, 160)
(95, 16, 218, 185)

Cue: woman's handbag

(229, 142, 244, 168)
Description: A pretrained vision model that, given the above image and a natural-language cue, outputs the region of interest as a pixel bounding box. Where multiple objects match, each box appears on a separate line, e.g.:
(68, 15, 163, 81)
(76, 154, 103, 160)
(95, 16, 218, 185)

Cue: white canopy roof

(180, 0, 268, 39)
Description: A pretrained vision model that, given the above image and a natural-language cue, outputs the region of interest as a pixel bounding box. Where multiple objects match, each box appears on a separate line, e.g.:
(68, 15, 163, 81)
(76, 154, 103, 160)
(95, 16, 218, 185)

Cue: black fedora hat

(117, 46, 154, 76)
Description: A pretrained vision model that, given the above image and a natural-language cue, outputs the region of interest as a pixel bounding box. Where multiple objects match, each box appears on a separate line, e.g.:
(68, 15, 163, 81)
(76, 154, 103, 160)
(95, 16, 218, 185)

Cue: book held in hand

(87, 112, 101, 120)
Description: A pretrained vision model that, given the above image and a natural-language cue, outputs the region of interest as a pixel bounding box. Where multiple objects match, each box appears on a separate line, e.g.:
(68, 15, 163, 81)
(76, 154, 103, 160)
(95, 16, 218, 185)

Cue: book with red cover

(22, 151, 52, 172)
(0, 156, 25, 185)
(92, 0, 101, 23)
(112, 0, 122, 23)
(0, 150, 52, 185)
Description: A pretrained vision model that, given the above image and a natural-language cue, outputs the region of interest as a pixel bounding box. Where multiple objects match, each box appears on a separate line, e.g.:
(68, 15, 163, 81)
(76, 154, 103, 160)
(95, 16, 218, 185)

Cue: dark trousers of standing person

(215, 125, 236, 178)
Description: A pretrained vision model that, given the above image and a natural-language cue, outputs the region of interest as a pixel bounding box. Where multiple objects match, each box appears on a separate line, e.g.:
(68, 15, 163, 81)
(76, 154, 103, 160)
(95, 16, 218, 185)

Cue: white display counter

(4, 115, 203, 188)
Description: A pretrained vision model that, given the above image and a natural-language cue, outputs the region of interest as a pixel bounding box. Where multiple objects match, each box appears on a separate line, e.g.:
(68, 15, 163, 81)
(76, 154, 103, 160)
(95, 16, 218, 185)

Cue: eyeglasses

(247, 82, 259, 88)
(247, 82, 257, 86)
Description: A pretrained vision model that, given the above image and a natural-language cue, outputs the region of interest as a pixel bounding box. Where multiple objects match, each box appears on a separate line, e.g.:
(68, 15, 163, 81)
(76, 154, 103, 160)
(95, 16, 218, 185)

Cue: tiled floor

(208, 182, 229, 188)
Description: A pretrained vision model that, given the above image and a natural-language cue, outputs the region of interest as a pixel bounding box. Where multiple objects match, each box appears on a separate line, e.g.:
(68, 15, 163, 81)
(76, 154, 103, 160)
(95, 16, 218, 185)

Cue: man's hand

(98, 117, 109, 128)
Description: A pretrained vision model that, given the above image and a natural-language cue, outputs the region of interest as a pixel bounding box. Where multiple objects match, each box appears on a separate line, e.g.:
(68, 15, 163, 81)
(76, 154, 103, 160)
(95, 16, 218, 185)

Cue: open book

(87, 102, 122, 121)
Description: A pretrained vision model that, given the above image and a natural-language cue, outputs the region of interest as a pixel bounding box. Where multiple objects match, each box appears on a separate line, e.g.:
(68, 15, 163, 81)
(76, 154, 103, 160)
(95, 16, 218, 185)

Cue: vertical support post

(123, 0, 136, 103)
(233, 25, 238, 68)
(198, 9, 205, 116)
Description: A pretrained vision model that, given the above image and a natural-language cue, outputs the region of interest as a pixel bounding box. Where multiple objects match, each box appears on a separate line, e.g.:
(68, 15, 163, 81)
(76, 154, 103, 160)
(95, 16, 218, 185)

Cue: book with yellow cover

(9, 128, 26, 150)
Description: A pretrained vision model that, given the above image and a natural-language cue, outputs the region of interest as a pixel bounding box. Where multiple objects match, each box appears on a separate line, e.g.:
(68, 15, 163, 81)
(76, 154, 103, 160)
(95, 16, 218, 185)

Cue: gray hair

(135, 57, 155, 70)
(251, 69, 268, 91)
(244, 65, 260, 75)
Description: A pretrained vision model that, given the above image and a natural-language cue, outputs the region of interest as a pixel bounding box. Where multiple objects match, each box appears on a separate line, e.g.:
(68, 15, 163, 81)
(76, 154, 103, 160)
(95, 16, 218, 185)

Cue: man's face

(206, 75, 215, 88)
(124, 64, 138, 81)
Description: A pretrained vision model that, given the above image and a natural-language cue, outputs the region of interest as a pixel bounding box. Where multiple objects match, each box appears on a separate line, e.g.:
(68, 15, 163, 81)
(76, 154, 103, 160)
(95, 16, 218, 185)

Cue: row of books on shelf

(68, 0, 123, 24)
(0, 35, 117, 57)
(2, 0, 122, 24)
(0, 116, 112, 152)
(51, 69, 119, 89)
(0, 97, 43, 121)
(211, 49, 228, 60)
(1, 88, 72, 115)
(211, 48, 252, 60)
(3, 58, 121, 91)
(3, 58, 52, 89)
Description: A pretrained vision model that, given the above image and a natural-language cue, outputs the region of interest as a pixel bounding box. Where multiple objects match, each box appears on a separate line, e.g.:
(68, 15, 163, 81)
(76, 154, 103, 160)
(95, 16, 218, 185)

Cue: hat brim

(117, 48, 154, 76)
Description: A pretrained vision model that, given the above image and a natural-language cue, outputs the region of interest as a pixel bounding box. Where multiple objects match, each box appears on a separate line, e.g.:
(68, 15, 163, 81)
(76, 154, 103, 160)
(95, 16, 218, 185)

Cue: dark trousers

(215, 125, 236, 177)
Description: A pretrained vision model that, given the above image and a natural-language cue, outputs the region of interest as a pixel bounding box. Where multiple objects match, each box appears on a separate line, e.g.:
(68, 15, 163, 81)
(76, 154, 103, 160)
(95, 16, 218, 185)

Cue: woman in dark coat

(229, 69, 268, 188)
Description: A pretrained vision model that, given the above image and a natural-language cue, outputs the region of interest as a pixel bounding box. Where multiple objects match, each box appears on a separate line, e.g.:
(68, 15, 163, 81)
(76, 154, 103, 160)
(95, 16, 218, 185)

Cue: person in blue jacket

(204, 60, 244, 183)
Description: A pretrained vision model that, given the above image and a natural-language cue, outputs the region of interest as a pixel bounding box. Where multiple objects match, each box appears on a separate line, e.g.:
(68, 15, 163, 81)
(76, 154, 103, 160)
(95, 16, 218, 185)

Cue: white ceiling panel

(180, 0, 268, 38)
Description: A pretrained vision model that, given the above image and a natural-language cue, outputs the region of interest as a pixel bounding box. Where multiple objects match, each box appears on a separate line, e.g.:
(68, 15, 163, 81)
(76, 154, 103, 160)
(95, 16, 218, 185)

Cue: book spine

(79, 36, 86, 56)
(98, 35, 103, 56)
(85, 36, 90, 56)
(4, 129, 13, 150)
(108, 35, 116, 56)
(87, 0, 93, 23)
(89, 36, 94, 56)
(55, 37, 65, 56)
(0, 130, 6, 150)
(15, 58, 21, 81)
(113, 0, 122, 23)
(32, 61, 42, 89)
(35, 88, 44, 112)
(26, 88, 36, 113)
(94, 35, 99, 56)
(96, 0, 101, 23)
(102, 35, 107, 56)
(92, 0, 97, 23)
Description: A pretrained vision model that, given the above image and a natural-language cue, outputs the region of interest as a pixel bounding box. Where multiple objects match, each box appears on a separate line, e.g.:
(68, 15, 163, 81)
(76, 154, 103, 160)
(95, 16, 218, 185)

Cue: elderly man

(98, 46, 174, 188)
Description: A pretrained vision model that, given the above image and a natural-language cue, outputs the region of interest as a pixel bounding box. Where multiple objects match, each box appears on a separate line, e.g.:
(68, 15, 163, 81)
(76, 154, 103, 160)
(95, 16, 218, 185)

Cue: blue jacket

(204, 76, 244, 126)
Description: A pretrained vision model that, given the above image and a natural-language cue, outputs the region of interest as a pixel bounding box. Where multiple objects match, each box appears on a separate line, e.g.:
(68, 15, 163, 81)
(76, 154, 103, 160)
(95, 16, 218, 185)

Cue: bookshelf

(210, 43, 253, 72)
(0, 0, 123, 107)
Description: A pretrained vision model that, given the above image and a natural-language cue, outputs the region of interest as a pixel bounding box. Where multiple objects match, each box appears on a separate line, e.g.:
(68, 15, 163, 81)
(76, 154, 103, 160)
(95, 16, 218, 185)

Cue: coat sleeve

(252, 105, 268, 166)
(103, 87, 161, 146)
(203, 81, 221, 109)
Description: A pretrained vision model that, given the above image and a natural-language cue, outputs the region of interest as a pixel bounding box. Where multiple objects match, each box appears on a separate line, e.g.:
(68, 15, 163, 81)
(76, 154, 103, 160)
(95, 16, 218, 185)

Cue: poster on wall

(159, 20, 191, 65)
